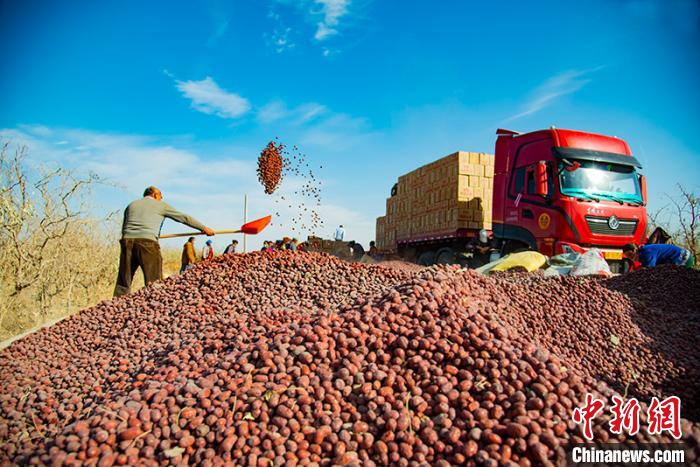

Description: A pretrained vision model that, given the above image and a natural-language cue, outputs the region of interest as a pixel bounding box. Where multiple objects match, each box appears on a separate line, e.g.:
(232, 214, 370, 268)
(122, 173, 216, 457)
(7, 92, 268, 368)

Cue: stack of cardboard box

(376, 151, 494, 251)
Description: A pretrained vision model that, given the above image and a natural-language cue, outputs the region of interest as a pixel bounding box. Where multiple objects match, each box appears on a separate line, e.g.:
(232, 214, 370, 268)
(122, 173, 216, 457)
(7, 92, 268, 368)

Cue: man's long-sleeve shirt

(334, 228, 345, 241)
(121, 196, 206, 241)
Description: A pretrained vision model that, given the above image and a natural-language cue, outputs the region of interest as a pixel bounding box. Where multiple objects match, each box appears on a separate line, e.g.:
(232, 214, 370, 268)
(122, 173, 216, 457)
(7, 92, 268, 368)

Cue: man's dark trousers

(113, 238, 163, 297)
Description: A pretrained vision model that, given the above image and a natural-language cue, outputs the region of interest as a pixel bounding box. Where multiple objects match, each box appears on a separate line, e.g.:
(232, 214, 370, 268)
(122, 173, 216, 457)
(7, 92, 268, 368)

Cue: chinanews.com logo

(569, 393, 688, 466)
(569, 444, 686, 465)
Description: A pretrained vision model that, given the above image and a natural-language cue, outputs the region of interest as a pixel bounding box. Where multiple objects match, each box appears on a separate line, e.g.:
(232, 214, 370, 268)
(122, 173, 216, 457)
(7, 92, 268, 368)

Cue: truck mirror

(565, 160, 581, 172)
(535, 161, 548, 197)
(639, 174, 647, 203)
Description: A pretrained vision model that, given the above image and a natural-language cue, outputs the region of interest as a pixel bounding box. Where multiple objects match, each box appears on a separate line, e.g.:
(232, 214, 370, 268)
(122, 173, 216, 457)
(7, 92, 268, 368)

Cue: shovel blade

(240, 215, 272, 234)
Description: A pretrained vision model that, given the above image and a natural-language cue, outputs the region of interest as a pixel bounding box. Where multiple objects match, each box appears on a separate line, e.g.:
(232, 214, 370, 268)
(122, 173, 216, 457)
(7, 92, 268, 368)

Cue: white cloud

(205, 0, 233, 47)
(175, 77, 251, 119)
(172, 76, 328, 126)
(256, 101, 327, 125)
(265, 7, 296, 54)
(28, 125, 53, 137)
(257, 101, 289, 124)
(314, 23, 335, 41)
(170, 72, 365, 150)
(504, 67, 604, 122)
(267, 0, 359, 56)
(296, 103, 327, 123)
(313, 0, 351, 41)
(266, 27, 295, 53)
(300, 113, 371, 149)
(0, 125, 374, 249)
(207, 18, 230, 46)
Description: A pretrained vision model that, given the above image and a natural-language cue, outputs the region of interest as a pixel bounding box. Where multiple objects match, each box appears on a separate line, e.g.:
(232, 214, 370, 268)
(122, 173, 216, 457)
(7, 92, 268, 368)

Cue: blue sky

(1, 0, 699, 250)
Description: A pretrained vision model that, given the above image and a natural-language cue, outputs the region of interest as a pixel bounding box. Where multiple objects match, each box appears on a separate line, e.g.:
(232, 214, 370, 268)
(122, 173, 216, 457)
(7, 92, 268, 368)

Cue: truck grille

(585, 216, 637, 236)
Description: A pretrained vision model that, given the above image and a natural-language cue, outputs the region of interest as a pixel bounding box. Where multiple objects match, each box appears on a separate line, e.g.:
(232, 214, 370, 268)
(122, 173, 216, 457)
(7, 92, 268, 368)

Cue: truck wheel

(417, 250, 435, 266)
(435, 247, 457, 265)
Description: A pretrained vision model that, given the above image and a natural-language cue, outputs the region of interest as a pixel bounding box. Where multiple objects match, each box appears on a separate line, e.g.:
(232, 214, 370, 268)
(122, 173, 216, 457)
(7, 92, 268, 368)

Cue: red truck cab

(492, 127, 647, 268)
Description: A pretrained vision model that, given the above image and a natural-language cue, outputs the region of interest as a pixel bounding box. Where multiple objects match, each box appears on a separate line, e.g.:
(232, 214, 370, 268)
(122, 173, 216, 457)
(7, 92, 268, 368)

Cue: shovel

(159, 215, 272, 239)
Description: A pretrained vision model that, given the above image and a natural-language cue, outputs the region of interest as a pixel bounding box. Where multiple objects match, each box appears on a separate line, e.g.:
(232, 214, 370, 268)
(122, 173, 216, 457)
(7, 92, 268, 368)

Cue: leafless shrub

(647, 184, 699, 268)
(0, 142, 117, 339)
(0, 141, 192, 341)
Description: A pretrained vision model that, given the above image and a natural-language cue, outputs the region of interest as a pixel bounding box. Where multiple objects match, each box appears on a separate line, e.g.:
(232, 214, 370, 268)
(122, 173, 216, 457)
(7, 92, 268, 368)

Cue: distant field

(0, 248, 183, 342)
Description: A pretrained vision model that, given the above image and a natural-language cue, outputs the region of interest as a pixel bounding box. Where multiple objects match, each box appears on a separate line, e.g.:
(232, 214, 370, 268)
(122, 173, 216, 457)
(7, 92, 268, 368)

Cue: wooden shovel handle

(159, 229, 242, 239)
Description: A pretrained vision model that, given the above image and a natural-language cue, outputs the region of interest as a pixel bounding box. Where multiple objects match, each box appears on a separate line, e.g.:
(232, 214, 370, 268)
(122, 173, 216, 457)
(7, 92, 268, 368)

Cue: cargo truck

(375, 127, 648, 271)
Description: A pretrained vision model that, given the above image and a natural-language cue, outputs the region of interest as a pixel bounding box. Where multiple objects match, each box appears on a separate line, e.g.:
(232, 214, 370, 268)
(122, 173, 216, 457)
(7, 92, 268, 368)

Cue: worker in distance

(114, 186, 214, 296)
(622, 242, 694, 269)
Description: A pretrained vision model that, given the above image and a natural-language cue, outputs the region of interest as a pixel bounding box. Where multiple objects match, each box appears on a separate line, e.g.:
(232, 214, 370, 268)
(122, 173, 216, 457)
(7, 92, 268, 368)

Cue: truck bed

(377, 151, 495, 252)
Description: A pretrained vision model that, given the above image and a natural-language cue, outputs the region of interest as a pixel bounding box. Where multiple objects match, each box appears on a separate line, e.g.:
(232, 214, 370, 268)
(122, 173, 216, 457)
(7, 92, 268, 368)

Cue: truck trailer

(375, 127, 648, 271)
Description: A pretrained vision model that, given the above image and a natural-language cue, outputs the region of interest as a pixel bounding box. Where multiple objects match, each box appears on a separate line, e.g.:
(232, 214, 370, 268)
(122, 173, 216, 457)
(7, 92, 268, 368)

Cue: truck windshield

(559, 160, 643, 204)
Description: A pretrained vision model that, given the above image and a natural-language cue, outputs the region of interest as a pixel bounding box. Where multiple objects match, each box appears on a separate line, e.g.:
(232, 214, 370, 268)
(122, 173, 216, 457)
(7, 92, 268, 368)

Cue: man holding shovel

(114, 186, 214, 296)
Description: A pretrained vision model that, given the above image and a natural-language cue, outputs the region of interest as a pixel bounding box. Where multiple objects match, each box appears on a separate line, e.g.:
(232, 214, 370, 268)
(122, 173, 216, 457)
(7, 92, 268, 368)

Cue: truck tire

(435, 247, 457, 265)
(417, 250, 435, 266)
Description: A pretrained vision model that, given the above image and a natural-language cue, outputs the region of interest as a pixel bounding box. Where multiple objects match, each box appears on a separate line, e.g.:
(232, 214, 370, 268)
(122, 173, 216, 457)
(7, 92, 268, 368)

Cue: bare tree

(0, 141, 114, 338)
(647, 184, 699, 268)
(646, 203, 670, 235)
(668, 184, 698, 267)
(0, 141, 190, 340)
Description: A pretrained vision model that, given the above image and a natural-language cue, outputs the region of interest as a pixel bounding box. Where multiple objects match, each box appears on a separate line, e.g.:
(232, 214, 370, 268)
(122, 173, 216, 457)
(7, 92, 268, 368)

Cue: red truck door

(505, 139, 557, 255)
